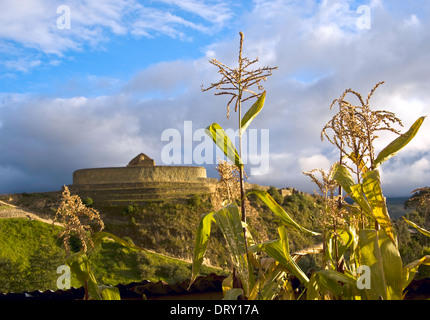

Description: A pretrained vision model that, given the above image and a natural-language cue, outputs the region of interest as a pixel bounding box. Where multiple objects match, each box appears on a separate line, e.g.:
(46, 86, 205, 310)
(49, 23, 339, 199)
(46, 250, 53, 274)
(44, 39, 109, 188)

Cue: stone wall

(73, 166, 208, 185)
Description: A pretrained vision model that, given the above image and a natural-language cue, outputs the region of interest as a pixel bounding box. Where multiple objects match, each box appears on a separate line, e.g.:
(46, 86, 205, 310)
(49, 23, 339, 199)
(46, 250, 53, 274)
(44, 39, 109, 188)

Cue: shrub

(82, 197, 94, 207)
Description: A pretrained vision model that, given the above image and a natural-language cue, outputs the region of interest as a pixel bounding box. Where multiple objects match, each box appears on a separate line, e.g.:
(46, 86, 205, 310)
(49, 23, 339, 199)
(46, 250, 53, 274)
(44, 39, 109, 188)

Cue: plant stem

(84, 280, 89, 300)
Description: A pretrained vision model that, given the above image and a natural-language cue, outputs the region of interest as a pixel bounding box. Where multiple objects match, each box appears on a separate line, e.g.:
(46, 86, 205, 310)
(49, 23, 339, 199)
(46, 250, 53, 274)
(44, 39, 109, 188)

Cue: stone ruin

(70, 153, 217, 206)
(127, 153, 155, 167)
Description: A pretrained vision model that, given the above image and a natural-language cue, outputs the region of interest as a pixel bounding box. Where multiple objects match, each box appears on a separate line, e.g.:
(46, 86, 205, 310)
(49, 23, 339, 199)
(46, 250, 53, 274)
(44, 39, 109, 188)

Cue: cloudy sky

(0, 0, 429, 197)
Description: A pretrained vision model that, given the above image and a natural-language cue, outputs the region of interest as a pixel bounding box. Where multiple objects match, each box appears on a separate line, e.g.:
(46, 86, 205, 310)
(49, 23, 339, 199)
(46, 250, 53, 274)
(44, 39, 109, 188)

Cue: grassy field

(0, 218, 224, 294)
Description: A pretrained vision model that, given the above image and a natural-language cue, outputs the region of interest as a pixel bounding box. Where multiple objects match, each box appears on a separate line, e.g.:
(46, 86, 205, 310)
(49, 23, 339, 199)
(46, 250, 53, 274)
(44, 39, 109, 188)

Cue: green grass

(0, 218, 225, 294)
(0, 205, 13, 210)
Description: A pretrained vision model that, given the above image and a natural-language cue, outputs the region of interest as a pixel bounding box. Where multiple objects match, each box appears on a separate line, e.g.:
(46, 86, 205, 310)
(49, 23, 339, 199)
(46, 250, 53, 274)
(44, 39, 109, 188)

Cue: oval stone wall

(73, 166, 208, 185)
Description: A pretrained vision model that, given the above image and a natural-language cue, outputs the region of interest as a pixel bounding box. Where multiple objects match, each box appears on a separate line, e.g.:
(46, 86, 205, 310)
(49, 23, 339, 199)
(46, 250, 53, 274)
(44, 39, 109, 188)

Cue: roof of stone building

(127, 153, 155, 167)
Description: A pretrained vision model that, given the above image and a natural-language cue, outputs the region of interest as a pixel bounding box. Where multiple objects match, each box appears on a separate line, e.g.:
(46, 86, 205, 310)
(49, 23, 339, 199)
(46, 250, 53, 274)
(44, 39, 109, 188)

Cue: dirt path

(0, 200, 62, 226)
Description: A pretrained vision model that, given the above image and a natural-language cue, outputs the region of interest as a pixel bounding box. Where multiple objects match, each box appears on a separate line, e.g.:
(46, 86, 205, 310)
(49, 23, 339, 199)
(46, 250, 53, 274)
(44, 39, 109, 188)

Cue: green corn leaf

(332, 163, 369, 214)
(361, 170, 396, 244)
(332, 162, 356, 197)
(306, 269, 357, 300)
(249, 259, 291, 300)
(240, 91, 266, 136)
(345, 152, 368, 174)
(357, 229, 403, 300)
(325, 228, 355, 267)
(402, 255, 430, 290)
(402, 217, 430, 238)
(213, 205, 250, 295)
(249, 227, 309, 285)
(374, 116, 426, 168)
(205, 123, 243, 167)
(99, 286, 121, 300)
(66, 252, 102, 300)
(189, 211, 215, 288)
(247, 190, 320, 236)
(92, 231, 145, 252)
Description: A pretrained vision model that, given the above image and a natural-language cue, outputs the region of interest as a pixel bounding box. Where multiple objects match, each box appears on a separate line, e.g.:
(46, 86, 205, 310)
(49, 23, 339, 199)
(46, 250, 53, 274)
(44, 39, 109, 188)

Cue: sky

(0, 0, 429, 197)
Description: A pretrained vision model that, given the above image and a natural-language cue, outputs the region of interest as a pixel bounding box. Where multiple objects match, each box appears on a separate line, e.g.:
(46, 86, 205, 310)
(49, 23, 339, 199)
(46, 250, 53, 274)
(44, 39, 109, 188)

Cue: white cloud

(298, 154, 332, 173)
(1, 1, 430, 196)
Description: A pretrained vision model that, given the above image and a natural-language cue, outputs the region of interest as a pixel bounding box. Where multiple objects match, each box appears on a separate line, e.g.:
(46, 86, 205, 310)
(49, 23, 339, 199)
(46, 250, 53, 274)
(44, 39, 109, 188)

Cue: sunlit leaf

(306, 269, 357, 300)
(374, 116, 426, 168)
(345, 152, 368, 174)
(213, 205, 250, 295)
(240, 91, 266, 136)
(66, 252, 102, 300)
(99, 286, 121, 300)
(402, 217, 430, 238)
(357, 229, 403, 300)
(402, 255, 430, 290)
(361, 170, 396, 244)
(205, 123, 243, 167)
(249, 227, 309, 284)
(247, 190, 320, 236)
(189, 211, 215, 288)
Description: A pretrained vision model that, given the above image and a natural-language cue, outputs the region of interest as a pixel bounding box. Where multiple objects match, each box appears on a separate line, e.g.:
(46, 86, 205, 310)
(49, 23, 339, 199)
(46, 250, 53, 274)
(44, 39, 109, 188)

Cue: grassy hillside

(0, 218, 223, 294)
(2, 187, 426, 295)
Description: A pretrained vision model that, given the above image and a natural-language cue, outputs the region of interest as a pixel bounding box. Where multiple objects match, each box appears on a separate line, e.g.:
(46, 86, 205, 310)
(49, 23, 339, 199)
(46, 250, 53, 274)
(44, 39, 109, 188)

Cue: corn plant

(190, 32, 321, 300)
(53, 186, 145, 300)
(305, 83, 430, 300)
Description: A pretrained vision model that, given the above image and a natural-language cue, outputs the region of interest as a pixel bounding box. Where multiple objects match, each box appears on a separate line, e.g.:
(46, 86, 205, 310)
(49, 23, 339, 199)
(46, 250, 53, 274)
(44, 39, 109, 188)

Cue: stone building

(70, 153, 218, 206)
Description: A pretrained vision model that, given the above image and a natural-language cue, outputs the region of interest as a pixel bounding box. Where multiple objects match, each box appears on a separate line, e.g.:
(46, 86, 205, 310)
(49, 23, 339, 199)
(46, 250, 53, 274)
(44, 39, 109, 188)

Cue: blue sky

(1, 0, 429, 197)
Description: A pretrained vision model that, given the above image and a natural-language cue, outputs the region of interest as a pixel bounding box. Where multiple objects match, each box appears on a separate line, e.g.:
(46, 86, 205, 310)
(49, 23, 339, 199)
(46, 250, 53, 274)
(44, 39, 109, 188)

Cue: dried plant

(212, 159, 264, 240)
(321, 81, 403, 175)
(303, 166, 349, 231)
(213, 159, 241, 207)
(408, 187, 430, 209)
(53, 185, 104, 254)
(407, 186, 430, 228)
(202, 31, 278, 119)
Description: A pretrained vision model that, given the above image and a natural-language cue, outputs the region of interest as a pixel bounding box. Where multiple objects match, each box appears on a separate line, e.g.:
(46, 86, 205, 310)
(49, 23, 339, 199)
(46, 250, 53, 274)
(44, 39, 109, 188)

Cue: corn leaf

(361, 170, 396, 244)
(374, 116, 426, 168)
(332, 163, 372, 215)
(402, 255, 430, 290)
(345, 152, 368, 174)
(247, 190, 320, 236)
(326, 228, 354, 267)
(99, 286, 121, 300)
(357, 229, 403, 300)
(249, 227, 309, 285)
(189, 211, 215, 288)
(332, 162, 356, 195)
(213, 205, 250, 295)
(402, 217, 430, 238)
(240, 91, 266, 136)
(205, 123, 243, 167)
(66, 252, 102, 300)
(306, 269, 357, 300)
(92, 231, 145, 252)
(249, 258, 291, 300)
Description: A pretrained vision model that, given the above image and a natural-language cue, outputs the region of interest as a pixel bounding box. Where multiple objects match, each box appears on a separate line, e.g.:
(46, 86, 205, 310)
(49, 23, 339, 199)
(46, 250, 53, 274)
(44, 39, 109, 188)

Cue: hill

(1, 187, 419, 294)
